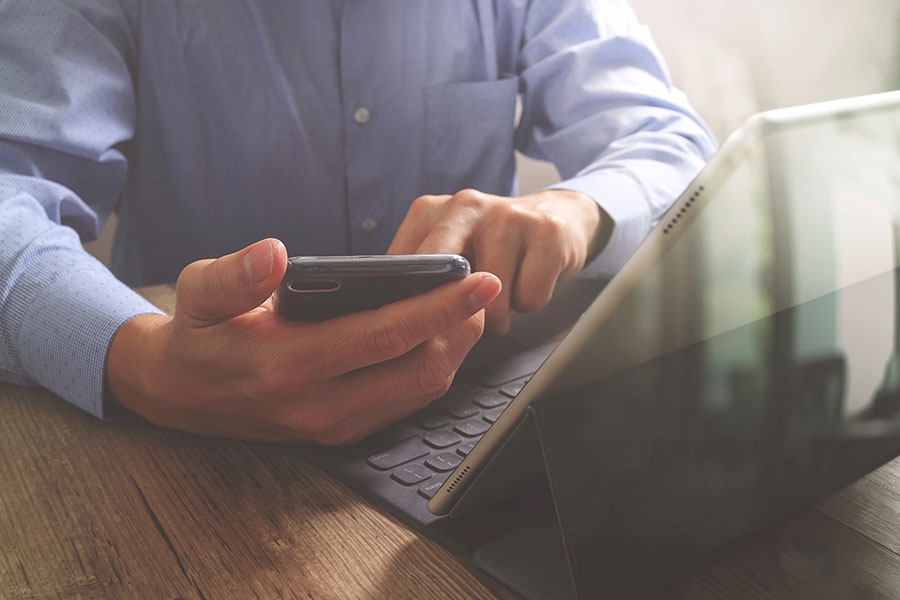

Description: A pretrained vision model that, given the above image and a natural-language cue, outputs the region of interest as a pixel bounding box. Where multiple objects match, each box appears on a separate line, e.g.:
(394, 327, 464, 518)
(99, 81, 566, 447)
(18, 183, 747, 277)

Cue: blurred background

(84, 0, 900, 267)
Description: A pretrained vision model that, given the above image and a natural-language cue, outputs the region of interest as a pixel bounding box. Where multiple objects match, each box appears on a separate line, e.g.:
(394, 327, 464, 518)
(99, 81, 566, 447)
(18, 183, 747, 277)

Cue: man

(0, 0, 716, 443)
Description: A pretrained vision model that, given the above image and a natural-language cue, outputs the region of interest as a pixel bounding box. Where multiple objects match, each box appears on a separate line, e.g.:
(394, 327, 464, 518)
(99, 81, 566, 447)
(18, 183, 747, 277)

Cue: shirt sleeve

(515, 0, 718, 277)
(0, 0, 163, 418)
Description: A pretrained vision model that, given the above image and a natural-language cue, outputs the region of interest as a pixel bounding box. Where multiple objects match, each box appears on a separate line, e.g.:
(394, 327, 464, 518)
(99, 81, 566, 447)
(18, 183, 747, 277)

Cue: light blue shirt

(0, 0, 716, 418)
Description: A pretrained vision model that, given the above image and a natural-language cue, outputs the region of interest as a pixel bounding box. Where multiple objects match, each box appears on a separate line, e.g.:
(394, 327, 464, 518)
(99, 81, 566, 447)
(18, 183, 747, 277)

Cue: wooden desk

(2, 284, 900, 599)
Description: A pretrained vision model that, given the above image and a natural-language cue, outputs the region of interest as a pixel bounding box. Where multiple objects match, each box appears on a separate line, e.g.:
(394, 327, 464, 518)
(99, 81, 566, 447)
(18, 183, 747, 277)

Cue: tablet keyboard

(365, 376, 530, 499)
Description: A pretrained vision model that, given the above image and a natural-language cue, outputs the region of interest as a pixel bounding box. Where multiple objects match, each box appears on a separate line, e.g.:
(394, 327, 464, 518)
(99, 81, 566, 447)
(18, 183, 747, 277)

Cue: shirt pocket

(424, 75, 519, 196)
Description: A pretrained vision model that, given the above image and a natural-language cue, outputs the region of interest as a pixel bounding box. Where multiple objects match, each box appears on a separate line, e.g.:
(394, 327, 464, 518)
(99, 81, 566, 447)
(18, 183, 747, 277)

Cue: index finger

(298, 271, 501, 377)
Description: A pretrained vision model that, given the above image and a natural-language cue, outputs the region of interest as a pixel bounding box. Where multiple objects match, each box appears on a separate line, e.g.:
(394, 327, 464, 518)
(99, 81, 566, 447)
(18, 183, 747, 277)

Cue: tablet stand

(454, 291, 900, 600)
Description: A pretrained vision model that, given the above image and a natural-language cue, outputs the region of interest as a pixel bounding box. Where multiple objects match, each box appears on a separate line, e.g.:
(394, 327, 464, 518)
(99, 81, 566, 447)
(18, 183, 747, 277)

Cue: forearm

(0, 0, 154, 416)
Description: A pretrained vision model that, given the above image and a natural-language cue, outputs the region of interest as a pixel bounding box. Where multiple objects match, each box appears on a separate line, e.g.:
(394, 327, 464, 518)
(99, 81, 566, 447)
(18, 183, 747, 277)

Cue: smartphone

(275, 254, 471, 321)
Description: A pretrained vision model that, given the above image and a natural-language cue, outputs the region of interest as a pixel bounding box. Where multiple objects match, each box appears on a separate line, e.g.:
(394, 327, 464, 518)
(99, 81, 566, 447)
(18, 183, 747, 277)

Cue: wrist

(106, 312, 172, 419)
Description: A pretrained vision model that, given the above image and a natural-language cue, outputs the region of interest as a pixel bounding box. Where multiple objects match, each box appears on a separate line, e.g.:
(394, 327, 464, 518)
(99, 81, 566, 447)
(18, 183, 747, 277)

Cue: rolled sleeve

(517, 0, 718, 277)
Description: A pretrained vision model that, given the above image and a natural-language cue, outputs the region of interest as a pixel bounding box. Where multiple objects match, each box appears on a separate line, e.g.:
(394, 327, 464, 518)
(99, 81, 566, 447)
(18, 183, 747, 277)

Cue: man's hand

(388, 189, 609, 335)
(106, 238, 501, 443)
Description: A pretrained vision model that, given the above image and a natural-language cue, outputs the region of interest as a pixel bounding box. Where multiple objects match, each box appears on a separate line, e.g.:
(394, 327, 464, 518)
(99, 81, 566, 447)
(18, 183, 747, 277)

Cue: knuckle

(410, 195, 435, 215)
(543, 244, 568, 273)
(486, 307, 511, 335)
(496, 204, 529, 229)
(451, 189, 487, 211)
(415, 349, 454, 399)
(175, 260, 208, 297)
(432, 297, 458, 327)
(198, 262, 233, 306)
(175, 261, 197, 290)
(515, 292, 547, 314)
(411, 193, 452, 215)
(538, 213, 568, 240)
(365, 317, 414, 360)
(465, 314, 486, 344)
(514, 279, 554, 312)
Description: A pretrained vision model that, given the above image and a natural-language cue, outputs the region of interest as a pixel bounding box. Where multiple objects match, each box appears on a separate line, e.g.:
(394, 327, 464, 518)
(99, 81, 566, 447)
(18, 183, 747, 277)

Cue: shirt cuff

(544, 169, 652, 279)
(17, 266, 163, 419)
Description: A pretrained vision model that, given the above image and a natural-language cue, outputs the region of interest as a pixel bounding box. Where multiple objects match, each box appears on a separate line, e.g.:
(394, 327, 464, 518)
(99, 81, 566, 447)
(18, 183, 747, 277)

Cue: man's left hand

(388, 189, 608, 335)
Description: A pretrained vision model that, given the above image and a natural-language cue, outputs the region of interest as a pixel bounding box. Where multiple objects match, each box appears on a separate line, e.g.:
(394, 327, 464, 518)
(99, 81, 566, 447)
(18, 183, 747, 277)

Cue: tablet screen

(536, 99, 900, 597)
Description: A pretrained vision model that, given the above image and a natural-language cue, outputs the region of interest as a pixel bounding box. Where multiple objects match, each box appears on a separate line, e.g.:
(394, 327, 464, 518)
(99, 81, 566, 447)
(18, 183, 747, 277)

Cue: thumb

(175, 238, 288, 324)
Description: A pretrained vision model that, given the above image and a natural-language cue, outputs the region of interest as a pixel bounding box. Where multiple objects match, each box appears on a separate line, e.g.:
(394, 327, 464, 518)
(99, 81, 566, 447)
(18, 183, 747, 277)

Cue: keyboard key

(454, 419, 491, 437)
(418, 478, 447, 500)
(424, 430, 462, 449)
(417, 414, 451, 430)
(499, 378, 528, 398)
(366, 438, 430, 471)
(446, 401, 479, 419)
(391, 464, 433, 486)
(483, 407, 505, 423)
(472, 390, 508, 408)
(456, 442, 476, 457)
(425, 452, 463, 472)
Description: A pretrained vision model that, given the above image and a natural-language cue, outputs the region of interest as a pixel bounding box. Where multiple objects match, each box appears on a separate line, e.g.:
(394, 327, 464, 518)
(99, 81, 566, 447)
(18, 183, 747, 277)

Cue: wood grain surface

(1, 284, 898, 600)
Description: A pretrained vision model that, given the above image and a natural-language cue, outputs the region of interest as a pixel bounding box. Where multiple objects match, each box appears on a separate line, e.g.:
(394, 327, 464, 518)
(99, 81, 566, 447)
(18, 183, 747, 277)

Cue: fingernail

(244, 239, 274, 284)
(468, 274, 500, 312)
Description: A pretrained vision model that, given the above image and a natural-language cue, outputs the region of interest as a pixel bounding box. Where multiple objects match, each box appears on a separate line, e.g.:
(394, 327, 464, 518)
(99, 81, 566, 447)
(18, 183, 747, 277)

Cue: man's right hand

(106, 238, 501, 444)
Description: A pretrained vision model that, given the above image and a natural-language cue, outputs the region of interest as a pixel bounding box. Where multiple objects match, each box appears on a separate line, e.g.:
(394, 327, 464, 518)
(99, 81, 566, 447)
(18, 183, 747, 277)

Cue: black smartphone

(275, 254, 471, 321)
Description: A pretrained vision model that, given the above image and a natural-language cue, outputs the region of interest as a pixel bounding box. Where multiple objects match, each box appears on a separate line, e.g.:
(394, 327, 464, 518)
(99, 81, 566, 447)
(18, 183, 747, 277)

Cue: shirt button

(361, 216, 378, 232)
(353, 107, 370, 124)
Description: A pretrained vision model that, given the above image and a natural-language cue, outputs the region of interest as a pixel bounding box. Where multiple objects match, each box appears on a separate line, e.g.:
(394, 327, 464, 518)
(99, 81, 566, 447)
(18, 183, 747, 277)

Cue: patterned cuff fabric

(16, 266, 163, 419)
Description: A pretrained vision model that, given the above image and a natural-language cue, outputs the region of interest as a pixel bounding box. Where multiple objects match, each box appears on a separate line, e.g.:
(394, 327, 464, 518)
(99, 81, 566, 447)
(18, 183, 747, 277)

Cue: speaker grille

(446, 465, 471, 493)
(663, 185, 704, 235)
